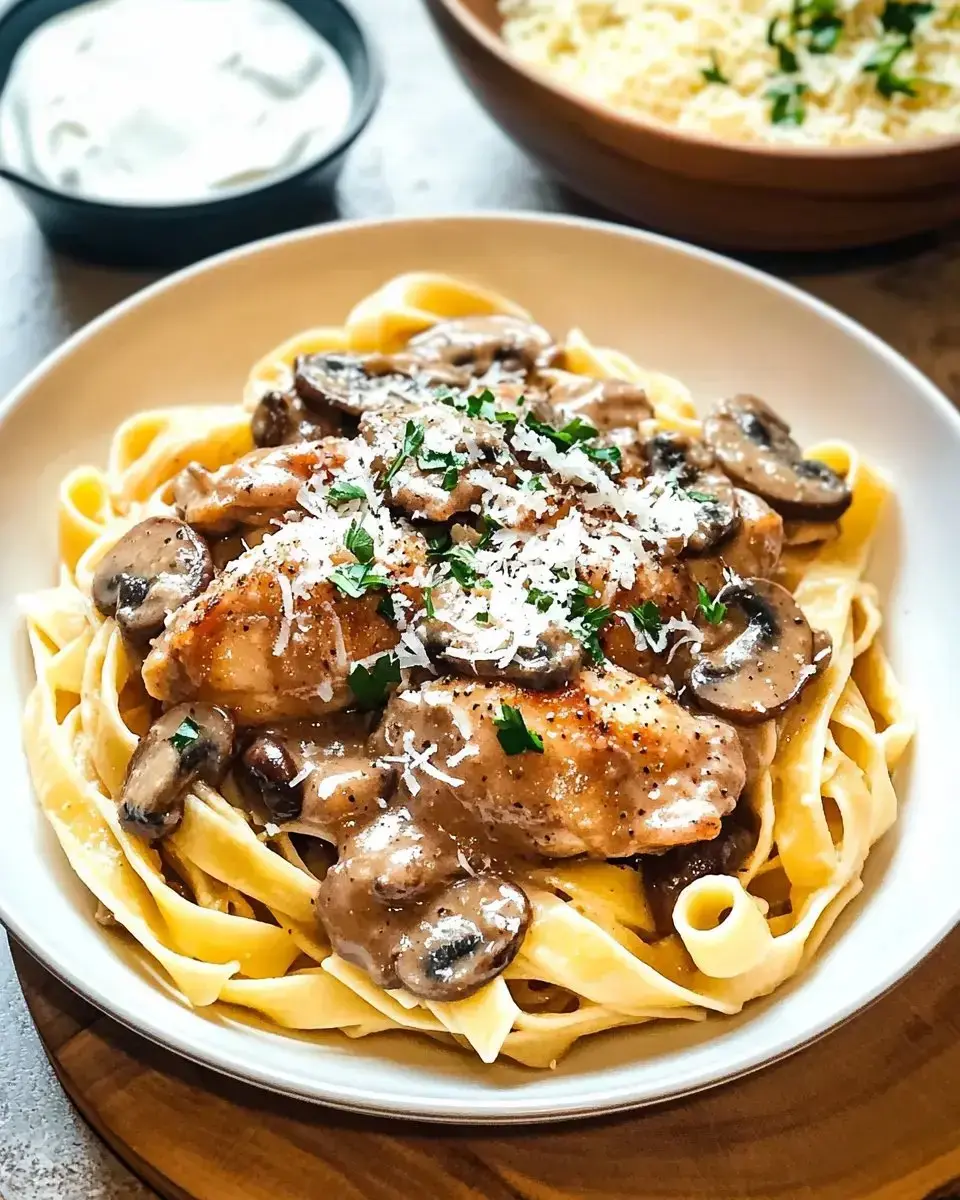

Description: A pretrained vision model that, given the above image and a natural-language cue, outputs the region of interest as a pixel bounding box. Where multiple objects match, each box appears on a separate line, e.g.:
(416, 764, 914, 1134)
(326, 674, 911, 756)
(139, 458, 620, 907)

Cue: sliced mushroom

(418, 619, 585, 690)
(393, 875, 532, 1001)
(703, 395, 852, 521)
(408, 315, 559, 376)
(119, 703, 234, 841)
(251, 390, 340, 448)
(294, 351, 467, 418)
(687, 578, 826, 723)
(92, 517, 213, 645)
(542, 370, 653, 431)
(644, 432, 740, 555)
(235, 735, 303, 822)
(641, 816, 756, 934)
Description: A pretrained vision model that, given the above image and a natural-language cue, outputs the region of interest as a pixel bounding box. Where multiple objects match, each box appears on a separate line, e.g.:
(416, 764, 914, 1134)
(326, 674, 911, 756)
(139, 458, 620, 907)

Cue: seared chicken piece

(143, 522, 424, 723)
(173, 439, 350, 535)
(374, 665, 745, 858)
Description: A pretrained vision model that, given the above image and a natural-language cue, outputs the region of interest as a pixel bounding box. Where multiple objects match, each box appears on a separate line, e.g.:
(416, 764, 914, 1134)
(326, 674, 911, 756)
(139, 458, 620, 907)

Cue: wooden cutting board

(11, 934, 960, 1200)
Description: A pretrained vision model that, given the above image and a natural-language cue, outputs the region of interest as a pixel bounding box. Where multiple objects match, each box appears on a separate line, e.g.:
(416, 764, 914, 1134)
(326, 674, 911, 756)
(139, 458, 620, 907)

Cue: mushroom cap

(542, 370, 653, 431)
(294, 352, 467, 418)
(119, 703, 235, 842)
(408, 315, 559, 375)
(643, 432, 741, 555)
(394, 875, 531, 1001)
(250, 391, 339, 448)
(687, 578, 824, 723)
(418, 619, 585, 691)
(703, 395, 852, 522)
(92, 517, 213, 645)
(236, 734, 303, 822)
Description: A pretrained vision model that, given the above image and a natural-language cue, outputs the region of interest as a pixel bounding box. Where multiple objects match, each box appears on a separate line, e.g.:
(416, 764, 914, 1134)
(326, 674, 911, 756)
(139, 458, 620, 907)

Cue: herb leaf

(444, 544, 478, 589)
(477, 513, 502, 548)
(380, 421, 425, 489)
(345, 520, 374, 565)
(702, 50, 729, 83)
(767, 78, 808, 124)
(584, 443, 623, 470)
(423, 585, 435, 619)
(327, 481, 367, 507)
(525, 414, 599, 451)
(568, 585, 613, 663)
(807, 11, 843, 52)
(377, 593, 397, 622)
(686, 489, 717, 503)
(526, 586, 555, 613)
(629, 600, 663, 641)
(864, 37, 921, 96)
(767, 16, 799, 72)
(170, 717, 200, 754)
(330, 562, 390, 598)
(493, 704, 545, 756)
(880, 1, 933, 38)
(697, 584, 728, 625)
(348, 653, 401, 710)
(521, 474, 546, 492)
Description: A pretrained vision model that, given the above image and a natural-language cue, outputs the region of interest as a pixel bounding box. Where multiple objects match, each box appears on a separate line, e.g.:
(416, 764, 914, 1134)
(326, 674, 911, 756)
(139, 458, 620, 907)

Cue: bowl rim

(428, 0, 960, 164)
(0, 0, 383, 213)
(2, 210, 959, 1122)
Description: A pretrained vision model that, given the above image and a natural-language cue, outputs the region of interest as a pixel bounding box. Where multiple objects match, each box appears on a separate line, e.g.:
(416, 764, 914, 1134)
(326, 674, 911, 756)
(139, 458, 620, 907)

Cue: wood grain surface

(11, 933, 960, 1200)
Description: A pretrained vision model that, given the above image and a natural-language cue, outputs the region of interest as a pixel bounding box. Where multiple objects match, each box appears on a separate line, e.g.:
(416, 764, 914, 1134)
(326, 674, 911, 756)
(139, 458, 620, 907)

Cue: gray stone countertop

(0, 0, 957, 1196)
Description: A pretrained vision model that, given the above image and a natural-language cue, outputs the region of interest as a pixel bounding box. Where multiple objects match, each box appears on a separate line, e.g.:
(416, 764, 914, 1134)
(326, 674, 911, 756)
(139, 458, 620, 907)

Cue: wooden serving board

(11, 934, 960, 1200)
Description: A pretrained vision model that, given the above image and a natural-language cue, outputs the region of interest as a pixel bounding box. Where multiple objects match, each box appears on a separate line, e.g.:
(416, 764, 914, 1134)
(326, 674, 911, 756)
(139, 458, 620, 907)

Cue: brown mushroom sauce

(119, 316, 846, 1002)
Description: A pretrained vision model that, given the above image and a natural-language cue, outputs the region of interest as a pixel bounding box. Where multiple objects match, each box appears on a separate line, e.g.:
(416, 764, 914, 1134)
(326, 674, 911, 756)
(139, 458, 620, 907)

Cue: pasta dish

(22, 272, 912, 1068)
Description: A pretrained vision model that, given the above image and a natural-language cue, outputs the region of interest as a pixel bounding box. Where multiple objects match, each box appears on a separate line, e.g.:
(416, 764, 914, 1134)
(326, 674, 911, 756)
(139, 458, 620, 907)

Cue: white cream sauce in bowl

(0, 0, 355, 204)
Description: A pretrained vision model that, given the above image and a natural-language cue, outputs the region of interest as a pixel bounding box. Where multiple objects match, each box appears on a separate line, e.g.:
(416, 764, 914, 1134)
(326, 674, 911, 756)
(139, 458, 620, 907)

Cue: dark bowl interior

(0, 0, 381, 267)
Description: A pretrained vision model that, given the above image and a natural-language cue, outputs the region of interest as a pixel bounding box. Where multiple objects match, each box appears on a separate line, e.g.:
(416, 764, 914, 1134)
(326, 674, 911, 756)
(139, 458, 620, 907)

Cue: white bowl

(1, 214, 957, 1123)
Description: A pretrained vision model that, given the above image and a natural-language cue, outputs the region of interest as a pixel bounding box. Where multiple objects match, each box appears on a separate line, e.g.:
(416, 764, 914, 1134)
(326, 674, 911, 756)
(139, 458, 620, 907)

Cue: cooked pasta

(21, 272, 911, 1068)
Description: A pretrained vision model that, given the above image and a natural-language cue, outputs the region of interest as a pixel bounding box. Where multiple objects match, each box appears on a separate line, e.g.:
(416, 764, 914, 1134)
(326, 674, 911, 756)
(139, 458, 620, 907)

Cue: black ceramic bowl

(0, 0, 381, 267)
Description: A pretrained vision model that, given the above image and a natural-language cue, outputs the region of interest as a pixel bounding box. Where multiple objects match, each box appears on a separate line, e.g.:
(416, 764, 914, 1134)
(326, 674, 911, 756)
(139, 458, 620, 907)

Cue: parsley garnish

(329, 562, 390, 598)
(170, 717, 200, 755)
(526, 587, 555, 613)
(344, 520, 374, 565)
(686, 489, 717, 503)
(629, 600, 662, 641)
(493, 704, 544, 756)
(348, 653, 401, 710)
(453, 388, 521, 425)
(880, 1, 933, 38)
(864, 37, 921, 97)
(377, 593, 397, 622)
(702, 50, 729, 83)
(426, 529, 453, 558)
(477, 513, 502, 548)
(697, 584, 728, 625)
(441, 467, 460, 491)
(568, 584, 612, 664)
(584, 444, 622, 470)
(476, 610, 490, 625)
(767, 78, 807, 124)
(444, 544, 479, 589)
(327, 481, 367, 507)
(423, 585, 435, 619)
(380, 420, 425, 489)
(521, 474, 546, 492)
(526, 414, 598, 451)
(792, 0, 844, 53)
(766, 16, 799, 72)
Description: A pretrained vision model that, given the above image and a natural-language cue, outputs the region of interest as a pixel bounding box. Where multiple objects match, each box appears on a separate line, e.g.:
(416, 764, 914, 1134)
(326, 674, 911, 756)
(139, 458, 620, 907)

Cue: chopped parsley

(766, 16, 799, 73)
(348, 653, 401, 710)
(330, 562, 390, 599)
(697, 584, 728, 625)
(521, 474, 546, 492)
(380, 420, 425, 489)
(169, 717, 200, 755)
(526, 414, 599, 451)
(444, 387, 521, 425)
(423, 585, 435, 619)
(767, 78, 808, 124)
(326, 481, 367, 507)
(477, 513, 502, 548)
(444, 544, 479, 588)
(701, 50, 729, 83)
(584, 443, 622, 470)
(493, 704, 544, 756)
(791, 0, 844, 53)
(568, 584, 612, 663)
(864, 37, 921, 97)
(441, 467, 460, 491)
(426, 529, 453, 558)
(526, 586, 555, 613)
(377, 593, 397, 622)
(344, 520, 374, 565)
(880, 1, 933, 38)
(686, 489, 717, 503)
(475, 610, 490, 625)
(629, 600, 663, 641)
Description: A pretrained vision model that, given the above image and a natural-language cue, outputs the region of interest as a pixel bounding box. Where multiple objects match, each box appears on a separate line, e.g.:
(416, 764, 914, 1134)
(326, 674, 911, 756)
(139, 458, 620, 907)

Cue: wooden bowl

(422, 0, 960, 251)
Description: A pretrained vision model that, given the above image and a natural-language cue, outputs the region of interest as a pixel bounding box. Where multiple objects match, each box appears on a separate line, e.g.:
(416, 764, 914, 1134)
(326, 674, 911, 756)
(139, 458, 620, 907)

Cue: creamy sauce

(0, 0, 354, 204)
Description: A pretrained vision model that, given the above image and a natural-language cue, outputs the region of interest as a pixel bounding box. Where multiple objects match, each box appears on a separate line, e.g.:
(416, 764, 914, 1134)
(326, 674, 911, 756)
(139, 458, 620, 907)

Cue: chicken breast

(173, 439, 350, 534)
(142, 518, 423, 723)
(373, 665, 745, 858)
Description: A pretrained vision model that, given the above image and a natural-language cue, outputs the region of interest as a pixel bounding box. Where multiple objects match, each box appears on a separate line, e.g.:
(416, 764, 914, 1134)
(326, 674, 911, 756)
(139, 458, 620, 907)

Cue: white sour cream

(0, 0, 354, 204)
